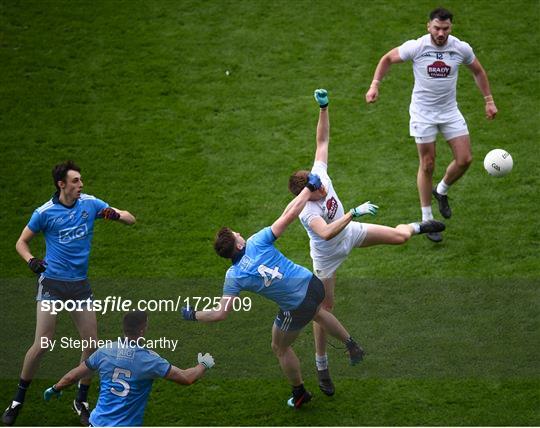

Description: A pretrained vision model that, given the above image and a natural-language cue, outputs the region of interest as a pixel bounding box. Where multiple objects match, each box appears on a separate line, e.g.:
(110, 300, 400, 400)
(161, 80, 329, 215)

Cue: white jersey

(398, 34, 475, 111)
(299, 161, 348, 260)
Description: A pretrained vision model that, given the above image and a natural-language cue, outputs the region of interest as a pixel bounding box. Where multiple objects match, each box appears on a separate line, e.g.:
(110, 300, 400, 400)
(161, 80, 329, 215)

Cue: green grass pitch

(0, 0, 539, 425)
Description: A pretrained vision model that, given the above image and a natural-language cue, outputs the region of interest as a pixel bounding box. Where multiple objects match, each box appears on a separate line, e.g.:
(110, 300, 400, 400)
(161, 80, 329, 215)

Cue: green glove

(43, 385, 62, 401)
(314, 89, 329, 108)
(350, 201, 379, 218)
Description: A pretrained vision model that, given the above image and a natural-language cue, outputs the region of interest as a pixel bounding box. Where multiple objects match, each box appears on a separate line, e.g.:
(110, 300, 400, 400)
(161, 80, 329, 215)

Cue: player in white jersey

(365, 7, 498, 242)
(288, 89, 445, 396)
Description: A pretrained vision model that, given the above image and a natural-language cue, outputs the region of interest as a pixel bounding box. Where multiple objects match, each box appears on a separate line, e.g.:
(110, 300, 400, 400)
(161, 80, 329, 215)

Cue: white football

(483, 149, 513, 177)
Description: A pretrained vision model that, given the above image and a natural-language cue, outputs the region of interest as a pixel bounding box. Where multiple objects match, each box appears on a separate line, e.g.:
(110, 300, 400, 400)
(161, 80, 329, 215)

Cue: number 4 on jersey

(257, 264, 283, 287)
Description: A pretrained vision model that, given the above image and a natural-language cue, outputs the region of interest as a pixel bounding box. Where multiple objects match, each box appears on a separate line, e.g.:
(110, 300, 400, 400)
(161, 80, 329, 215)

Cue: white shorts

(409, 105, 469, 143)
(312, 222, 367, 279)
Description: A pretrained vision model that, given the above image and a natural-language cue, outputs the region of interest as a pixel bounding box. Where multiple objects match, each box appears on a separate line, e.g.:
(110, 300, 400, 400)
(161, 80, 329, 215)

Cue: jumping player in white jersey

(365, 7, 498, 242)
(288, 89, 445, 396)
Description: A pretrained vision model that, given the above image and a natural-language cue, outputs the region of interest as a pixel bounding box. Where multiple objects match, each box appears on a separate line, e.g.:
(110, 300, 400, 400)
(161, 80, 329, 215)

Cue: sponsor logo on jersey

(326, 197, 338, 220)
(116, 346, 136, 360)
(427, 60, 451, 78)
(239, 255, 253, 271)
(59, 223, 88, 243)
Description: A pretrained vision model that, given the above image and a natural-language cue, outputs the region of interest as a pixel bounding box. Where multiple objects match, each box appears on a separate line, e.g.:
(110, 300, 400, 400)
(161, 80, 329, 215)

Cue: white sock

(410, 223, 421, 234)
(421, 206, 433, 221)
(316, 354, 328, 371)
(436, 179, 450, 195)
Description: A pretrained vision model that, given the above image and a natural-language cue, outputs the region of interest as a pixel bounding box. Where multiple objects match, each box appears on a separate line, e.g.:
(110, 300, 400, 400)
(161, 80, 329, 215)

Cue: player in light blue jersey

(3, 161, 136, 427)
(43, 311, 214, 426)
(181, 174, 364, 409)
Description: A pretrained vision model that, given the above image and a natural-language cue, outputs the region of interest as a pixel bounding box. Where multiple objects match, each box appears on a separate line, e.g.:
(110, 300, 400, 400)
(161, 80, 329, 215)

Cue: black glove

(28, 258, 47, 274)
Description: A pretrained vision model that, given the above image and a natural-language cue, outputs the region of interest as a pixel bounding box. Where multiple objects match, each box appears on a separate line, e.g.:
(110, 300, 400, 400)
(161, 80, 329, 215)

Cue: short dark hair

(123, 310, 148, 337)
(52, 160, 81, 191)
(429, 7, 453, 22)
(214, 227, 237, 259)
(288, 170, 310, 196)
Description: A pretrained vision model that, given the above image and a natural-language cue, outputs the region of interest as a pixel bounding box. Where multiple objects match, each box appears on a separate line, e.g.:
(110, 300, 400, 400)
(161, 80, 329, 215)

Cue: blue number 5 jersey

(222, 227, 313, 311)
(85, 340, 171, 427)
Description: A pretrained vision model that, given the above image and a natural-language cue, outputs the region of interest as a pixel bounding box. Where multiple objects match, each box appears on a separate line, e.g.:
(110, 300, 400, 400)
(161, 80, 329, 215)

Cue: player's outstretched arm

(43, 362, 94, 400)
(466, 58, 498, 120)
(309, 201, 378, 241)
(314, 89, 330, 164)
(165, 353, 214, 385)
(365, 48, 403, 103)
(98, 207, 136, 225)
(271, 173, 322, 238)
(182, 295, 236, 323)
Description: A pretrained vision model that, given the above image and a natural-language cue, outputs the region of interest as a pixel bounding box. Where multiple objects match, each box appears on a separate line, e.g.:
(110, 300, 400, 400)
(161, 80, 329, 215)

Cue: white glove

(350, 201, 379, 218)
(198, 352, 215, 369)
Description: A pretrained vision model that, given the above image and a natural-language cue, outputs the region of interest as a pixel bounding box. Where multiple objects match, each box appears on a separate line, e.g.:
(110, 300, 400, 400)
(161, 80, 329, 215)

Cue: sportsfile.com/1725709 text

(39, 295, 253, 315)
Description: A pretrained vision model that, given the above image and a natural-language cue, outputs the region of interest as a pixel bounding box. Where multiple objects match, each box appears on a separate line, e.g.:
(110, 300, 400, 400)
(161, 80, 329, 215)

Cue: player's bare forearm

(315, 107, 329, 163)
(271, 188, 311, 238)
(166, 364, 206, 385)
(16, 239, 33, 263)
(195, 309, 226, 322)
(472, 68, 492, 97)
(373, 54, 393, 81)
(55, 363, 94, 391)
(117, 210, 136, 225)
(310, 212, 353, 241)
(366, 48, 402, 103)
(468, 59, 497, 119)
(16, 227, 35, 262)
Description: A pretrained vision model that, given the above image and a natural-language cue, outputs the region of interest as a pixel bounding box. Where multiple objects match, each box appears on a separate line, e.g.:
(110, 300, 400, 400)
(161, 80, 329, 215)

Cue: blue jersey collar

(232, 247, 246, 265)
(52, 191, 77, 209)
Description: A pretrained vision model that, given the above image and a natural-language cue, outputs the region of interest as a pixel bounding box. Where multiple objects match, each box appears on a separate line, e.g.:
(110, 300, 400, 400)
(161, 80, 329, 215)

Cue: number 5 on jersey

(111, 367, 131, 397)
(258, 265, 283, 287)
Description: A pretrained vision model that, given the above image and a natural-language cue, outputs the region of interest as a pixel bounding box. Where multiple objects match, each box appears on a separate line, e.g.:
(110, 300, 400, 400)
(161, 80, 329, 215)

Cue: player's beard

(431, 34, 448, 46)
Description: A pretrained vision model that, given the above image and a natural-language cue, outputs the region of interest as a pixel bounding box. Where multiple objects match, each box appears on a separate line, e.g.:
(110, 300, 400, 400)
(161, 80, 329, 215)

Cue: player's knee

(271, 341, 286, 357)
(31, 338, 52, 356)
(457, 154, 473, 169)
(419, 158, 435, 174)
(321, 299, 334, 312)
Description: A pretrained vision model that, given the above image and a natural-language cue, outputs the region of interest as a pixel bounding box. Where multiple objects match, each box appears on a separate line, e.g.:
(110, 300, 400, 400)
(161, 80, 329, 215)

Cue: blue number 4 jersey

(222, 227, 313, 311)
(85, 340, 171, 427)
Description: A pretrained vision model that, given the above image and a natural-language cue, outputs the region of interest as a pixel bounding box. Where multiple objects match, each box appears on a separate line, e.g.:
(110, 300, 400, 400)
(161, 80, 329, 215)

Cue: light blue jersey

(27, 193, 108, 280)
(223, 227, 313, 311)
(85, 340, 171, 427)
